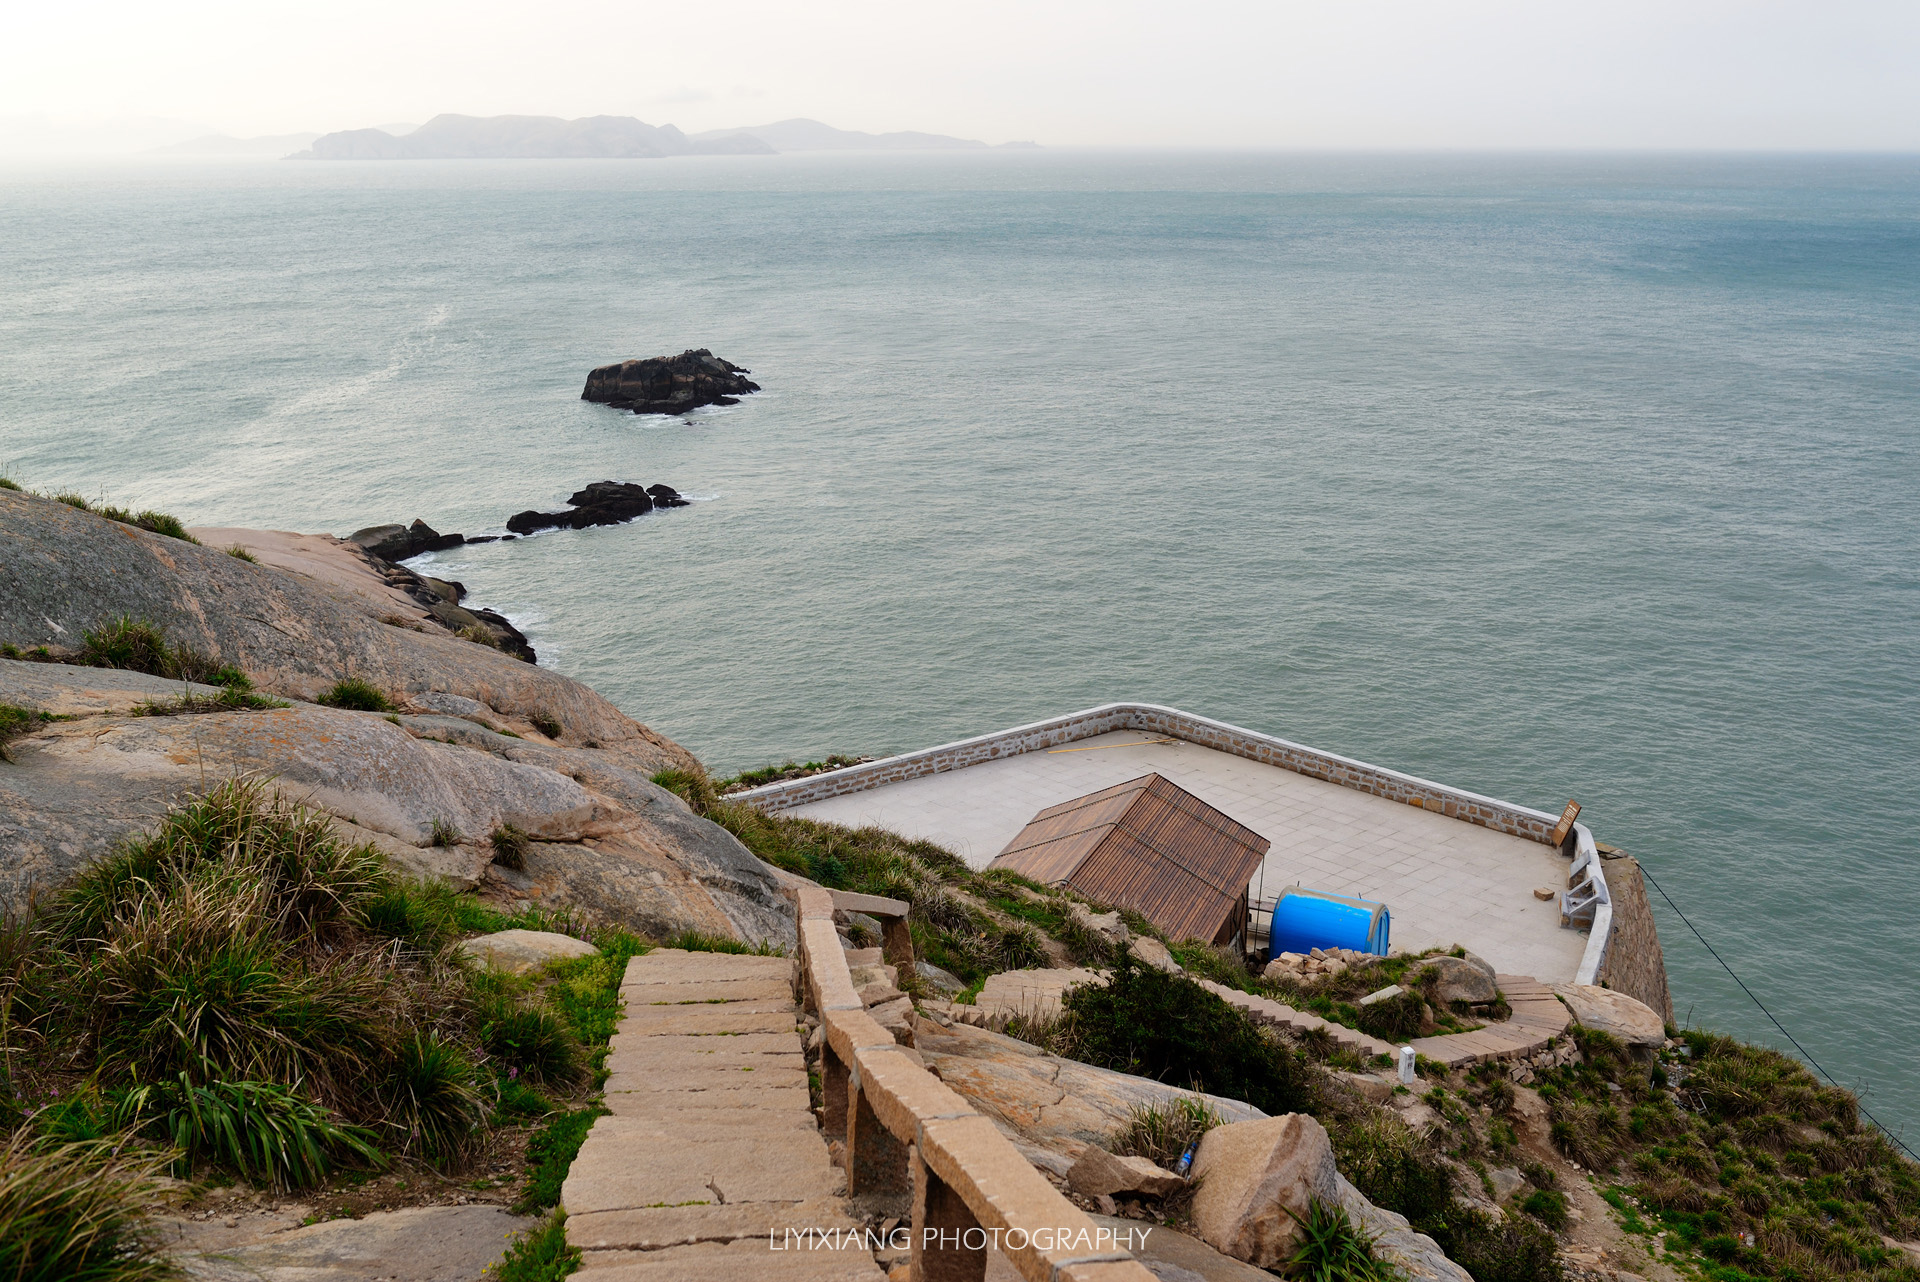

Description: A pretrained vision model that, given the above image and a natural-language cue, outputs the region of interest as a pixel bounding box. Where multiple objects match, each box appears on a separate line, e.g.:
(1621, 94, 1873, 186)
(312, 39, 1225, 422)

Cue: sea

(2, 150, 1916, 1134)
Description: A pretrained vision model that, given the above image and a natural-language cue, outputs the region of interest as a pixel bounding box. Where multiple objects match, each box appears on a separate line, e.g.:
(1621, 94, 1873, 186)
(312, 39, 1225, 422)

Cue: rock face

(581, 349, 760, 416)
(347, 518, 464, 563)
(0, 492, 795, 946)
(506, 481, 691, 537)
(169, 1203, 533, 1281)
(1553, 984, 1667, 1047)
(1422, 955, 1498, 1005)
(460, 928, 601, 974)
(1188, 1115, 1341, 1268)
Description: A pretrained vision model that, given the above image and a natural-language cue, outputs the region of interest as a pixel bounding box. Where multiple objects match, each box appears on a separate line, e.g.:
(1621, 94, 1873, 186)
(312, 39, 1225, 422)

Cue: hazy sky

(4, 0, 1918, 151)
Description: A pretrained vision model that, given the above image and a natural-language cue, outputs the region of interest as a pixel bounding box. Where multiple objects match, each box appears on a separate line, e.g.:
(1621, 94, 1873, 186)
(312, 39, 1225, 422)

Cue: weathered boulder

(912, 1018, 1262, 1162)
(1421, 955, 1497, 1005)
(1068, 902, 1129, 946)
(1553, 984, 1666, 1047)
(1334, 1174, 1473, 1282)
(460, 928, 600, 974)
(1066, 1147, 1183, 1199)
(581, 349, 760, 415)
(1127, 935, 1181, 973)
(916, 960, 965, 996)
(1189, 1115, 1341, 1268)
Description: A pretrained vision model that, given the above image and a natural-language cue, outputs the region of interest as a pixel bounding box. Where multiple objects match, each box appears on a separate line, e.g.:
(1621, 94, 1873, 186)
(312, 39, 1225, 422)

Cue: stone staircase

(562, 949, 885, 1280)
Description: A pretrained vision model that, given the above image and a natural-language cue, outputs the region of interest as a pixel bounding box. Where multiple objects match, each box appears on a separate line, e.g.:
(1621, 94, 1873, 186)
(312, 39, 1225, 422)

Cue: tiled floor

(786, 731, 1588, 983)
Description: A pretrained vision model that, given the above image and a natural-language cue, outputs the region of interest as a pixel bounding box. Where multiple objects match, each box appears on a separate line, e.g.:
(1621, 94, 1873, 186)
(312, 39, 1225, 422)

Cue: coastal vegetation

(314, 678, 395, 712)
(31, 488, 201, 544)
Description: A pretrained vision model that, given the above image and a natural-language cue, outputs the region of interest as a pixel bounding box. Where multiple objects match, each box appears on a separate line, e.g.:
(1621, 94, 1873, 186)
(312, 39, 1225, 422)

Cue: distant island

(289, 113, 1037, 159)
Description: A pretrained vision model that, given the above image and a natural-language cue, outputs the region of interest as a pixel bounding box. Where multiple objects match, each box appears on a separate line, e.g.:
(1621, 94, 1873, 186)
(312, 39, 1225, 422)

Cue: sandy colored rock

(1552, 984, 1667, 1046)
(1067, 1147, 1184, 1198)
(459, 928, 599, 974)
(1419, 955, 1497, 1005)
(914, 1019, 1262, 1162)
(1188, 1115, 1340, 1268)
(1127, 935, 1181, 973)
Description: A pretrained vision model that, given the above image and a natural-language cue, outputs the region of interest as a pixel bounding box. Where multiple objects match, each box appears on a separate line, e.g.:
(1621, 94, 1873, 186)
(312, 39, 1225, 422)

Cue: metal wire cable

(1640, 864, 1917, 1162)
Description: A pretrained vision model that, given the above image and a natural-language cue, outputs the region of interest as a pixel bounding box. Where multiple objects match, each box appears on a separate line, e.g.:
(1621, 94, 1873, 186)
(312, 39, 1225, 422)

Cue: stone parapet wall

(795, 885, 1156, 1282)
(735, 703, 1561, 844)
(1594, 855, 1674, 1023)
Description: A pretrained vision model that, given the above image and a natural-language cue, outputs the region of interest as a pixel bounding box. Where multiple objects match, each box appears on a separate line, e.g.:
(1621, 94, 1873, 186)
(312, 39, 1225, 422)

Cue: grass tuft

(1283, 1198, 1399, 1282)
(225, 545, 257, 563)
(0, 1133, 181, 1282)
(314, 679, 394, 712)
(492, 1209, 580, 1281)
(490, 824, 530, 870)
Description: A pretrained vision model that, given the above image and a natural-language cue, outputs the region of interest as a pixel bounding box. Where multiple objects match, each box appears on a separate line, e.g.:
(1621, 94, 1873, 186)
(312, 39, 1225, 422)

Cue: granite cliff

(0, 488, 794, 946)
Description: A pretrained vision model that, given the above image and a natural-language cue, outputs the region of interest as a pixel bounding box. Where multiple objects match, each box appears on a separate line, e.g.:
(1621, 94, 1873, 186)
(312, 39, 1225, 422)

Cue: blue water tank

(1267, 887, 1390, 960)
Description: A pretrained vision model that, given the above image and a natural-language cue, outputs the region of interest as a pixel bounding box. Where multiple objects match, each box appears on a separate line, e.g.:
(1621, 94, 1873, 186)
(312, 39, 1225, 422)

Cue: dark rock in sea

(506, 480, 690, 536)
(581, 349, 759, 416)
(348, 519, 464, 562)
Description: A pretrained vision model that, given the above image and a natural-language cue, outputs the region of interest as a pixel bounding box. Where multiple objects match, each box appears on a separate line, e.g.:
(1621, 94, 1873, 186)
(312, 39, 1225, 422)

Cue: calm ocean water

(3, 151, 1917, 1131)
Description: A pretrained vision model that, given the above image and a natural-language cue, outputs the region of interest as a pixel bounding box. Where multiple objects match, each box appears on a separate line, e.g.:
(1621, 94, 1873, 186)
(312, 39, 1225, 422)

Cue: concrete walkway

(562, 949, 884, 1281)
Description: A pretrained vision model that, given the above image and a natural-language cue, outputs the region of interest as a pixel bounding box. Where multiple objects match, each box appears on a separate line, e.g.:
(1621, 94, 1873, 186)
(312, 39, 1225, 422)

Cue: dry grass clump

(0, 1133, 181, 1282)
(3, 781, 593, 1189)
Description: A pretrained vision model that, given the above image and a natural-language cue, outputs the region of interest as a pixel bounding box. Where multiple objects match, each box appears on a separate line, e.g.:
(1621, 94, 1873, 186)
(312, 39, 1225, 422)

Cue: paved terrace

(784, 730, 1586, 983)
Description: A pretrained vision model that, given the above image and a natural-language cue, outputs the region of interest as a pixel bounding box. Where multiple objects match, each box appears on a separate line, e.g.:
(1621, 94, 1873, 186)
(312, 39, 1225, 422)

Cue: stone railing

(794, 885, 1156, 1282)
(1566, 824, 1613, 985)
(734, 702, 1562, 844)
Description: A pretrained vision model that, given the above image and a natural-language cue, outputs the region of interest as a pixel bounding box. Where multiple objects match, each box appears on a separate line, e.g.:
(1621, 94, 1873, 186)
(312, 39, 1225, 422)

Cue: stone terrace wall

(1595, 854, 1674, 1022)
(734, 703, 1561, 844)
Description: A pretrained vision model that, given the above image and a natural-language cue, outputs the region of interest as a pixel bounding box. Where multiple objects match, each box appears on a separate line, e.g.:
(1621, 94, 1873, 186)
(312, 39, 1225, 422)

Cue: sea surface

(3, 151, 1917, 1133)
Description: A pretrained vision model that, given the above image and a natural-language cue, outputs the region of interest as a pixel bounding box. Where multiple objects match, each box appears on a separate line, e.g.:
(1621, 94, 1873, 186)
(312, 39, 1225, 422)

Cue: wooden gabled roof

(991, 774, 1270, 944)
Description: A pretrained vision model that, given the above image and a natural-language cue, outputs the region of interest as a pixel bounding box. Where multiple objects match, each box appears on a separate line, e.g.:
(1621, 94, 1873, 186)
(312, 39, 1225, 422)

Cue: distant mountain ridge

(292, 114, 1036, 159)
(155, 132, 321, 157)
(294, 114, 771, 159)
(692, 118, 1037, 151)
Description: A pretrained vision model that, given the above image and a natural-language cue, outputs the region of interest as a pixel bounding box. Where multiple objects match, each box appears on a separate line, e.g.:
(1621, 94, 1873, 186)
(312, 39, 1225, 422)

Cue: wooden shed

(989, 774, 1271, 949)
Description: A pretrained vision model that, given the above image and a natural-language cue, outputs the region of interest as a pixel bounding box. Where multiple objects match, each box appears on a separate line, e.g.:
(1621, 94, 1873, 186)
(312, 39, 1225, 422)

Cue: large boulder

(1421, 955, 1497, 1005)
(1553, 984, 1667, 1047)
(912, 1018, 1262, 1162)
(460, 929, 599, 974)
(1188, 1115, 1341, 1268)
(581, 349, 760, 416)
(347, 518, 464, 563)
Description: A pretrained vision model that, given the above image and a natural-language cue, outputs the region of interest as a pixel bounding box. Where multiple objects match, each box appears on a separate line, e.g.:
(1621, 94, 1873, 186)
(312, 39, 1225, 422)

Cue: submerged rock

(581, 348, 759, 415)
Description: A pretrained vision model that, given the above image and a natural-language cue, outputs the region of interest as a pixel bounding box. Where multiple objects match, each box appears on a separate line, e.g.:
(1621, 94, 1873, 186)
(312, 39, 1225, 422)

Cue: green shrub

(1060, 955, 1318, 1117)
(382, 1032, 489, 1165)
(490, 823, 530, 870)
(119, 1076, 383, 1190)
(54, 492, 91, 509)
(0, 476, 19, 492)
(661, 930, 781, 956)
(315, 679, 393, 712)
(431, 818, 461, 849)
(530, 712, 562, 739)
(129, 688, 287, 717)
(480, 1006, 584, 1088)
(650, 767, 717, 814)
(1355, 990, 1427, 1042)
(1517, 1187, 1569, 1230)
(1110, 1096, 1223, 1169)
(0, 1134, 180, 1282)
(1283, 1198, 1399, 1281)
(76, 616, 231, 684)
(1331, 1110, 1455, 1229)
(93, 506, 199, 544)
(493, 1210, 580, 1281)
(225, 545, 257, 562)
(514, 1107, 606, 1214)
(457, 625, 500, 649)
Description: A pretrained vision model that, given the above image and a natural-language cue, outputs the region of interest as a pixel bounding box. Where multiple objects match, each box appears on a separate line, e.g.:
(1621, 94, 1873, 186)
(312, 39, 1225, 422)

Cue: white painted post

(1398, 1046, 1416, 1085)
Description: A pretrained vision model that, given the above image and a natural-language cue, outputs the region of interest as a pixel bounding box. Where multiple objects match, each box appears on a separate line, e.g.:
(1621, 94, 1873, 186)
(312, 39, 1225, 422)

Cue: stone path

(563, 949, 885, 1281)
(1198, 974, 1571, 1069)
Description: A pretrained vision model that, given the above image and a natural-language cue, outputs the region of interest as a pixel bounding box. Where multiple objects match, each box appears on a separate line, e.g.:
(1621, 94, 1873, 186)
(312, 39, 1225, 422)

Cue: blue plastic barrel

(1267, 887, 1390, 960)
